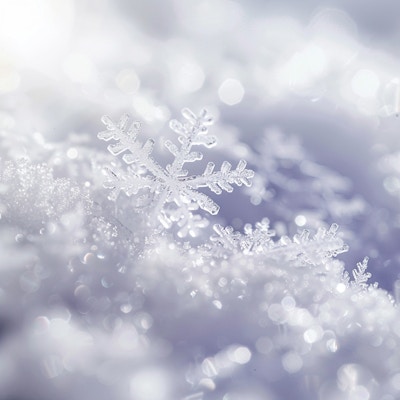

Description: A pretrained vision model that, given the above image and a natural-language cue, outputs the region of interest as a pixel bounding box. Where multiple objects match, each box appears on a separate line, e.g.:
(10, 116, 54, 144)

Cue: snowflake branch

(186, 160, 254, 194)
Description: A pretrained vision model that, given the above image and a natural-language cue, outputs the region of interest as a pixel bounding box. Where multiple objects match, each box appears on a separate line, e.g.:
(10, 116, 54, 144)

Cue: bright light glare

(115, 69, 141, 93)
(0, 67, 20, 93)
(0, 0, 74, 65)
(66, 148, 78, 160)
(176, 62, 205, 93)
(64, 54, 98, 84)
(309, 8, 358, 67)
(351, 69, 380, 99)
(218, 79, 245, 105)
(300, 45, 327, 76)
(280, 44, 327, 91)
(233, 346, 252, 364)
(227, 345, 252, 364)
(295, 215, 307, 227)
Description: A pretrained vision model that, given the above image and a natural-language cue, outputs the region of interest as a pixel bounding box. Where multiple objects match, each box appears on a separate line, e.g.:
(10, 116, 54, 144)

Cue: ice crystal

(0, 158, 85, 230)
(210, 218, 275, 255)
(98, 108, 254, 236)
(209, 221, 349, 265)
(343, 256, 377, 292)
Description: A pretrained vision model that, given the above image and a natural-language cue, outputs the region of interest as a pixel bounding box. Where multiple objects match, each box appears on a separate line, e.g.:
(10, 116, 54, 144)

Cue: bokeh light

(218, 79, 245, 105)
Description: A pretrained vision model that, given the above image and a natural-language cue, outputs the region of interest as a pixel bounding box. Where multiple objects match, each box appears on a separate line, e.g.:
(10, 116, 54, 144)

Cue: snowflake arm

(98, 115, 165, 178)
(166, 108, 216, 176)
(102, 167, 156, 201)
(187, 160, 254, 194)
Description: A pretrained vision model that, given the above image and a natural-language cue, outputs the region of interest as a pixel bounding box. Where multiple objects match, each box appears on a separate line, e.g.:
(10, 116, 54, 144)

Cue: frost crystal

(343, 257, 377, 292)
(210, 221, 348, 265)
(98, 108, 254, 236)
(0, 158, 84, 230)
(211, 218, 275, 255)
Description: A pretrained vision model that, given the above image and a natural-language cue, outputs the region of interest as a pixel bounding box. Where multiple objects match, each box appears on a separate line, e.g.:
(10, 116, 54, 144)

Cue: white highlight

(130, 368, 170, 400)
(282, 351, 303, 373)
(351, 69, 380, 99)
(295, 215, 307, 227)
(176, 62, 205, 93)
(115, 69, 141, 93)
(218, 79, 245, 105)
(64, 54, 97, 84)
(280, 44, 327, 91)
(0, 0, 74, 65)
(67, 148, 78, 160)
(228, 346, 252, 364)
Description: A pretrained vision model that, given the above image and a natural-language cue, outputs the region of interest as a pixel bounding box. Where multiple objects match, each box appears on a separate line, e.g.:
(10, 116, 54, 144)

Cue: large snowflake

(98, 108, 254, 236)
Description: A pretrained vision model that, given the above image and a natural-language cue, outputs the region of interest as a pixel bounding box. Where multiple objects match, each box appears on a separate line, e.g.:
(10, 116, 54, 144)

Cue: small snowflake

(210, 218, 275, 255)
(210, 221, 348, 265)
(343, 257, 377, 292)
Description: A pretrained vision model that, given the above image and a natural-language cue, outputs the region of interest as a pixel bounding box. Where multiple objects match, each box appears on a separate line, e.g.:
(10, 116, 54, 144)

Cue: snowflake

(343, 257, 377, 292)
(210, 221, 348, 265)
(98, 108, 254, 236)
(210, 218, 275, 255)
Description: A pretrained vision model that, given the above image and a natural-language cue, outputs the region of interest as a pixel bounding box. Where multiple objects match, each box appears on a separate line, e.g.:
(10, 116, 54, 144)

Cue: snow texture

(0, 107, 392, 400)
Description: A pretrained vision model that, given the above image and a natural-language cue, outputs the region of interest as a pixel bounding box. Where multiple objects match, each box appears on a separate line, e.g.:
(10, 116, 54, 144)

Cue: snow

(1, 1, 400, 399)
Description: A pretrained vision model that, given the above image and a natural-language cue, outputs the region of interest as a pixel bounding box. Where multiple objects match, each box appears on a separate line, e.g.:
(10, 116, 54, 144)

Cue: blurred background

(1, 0, 400, 290)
